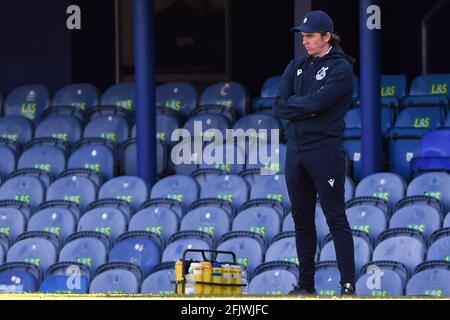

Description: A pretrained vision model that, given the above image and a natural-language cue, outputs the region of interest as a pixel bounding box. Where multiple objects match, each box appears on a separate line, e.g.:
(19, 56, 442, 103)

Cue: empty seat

(264, 232, 299, 264)
(58, 231, 110, 271)
(198, 142, 246, 174)
(5, 85, 49, 122)
(352, 172, 406, 210)
(372, 228, 426, 274)
(9, 168, 52, 189)
(18, 138, 67, 177)
(0, 175, 45, 209)
(248, 261, 298, 295)
(346, 204, 388, 243)
(251, 75, 282, 114)
(35, 115, 82, 145)
(99, 176, 148, 211)
(381, 75, 407, 99)
(190, 168, 225, 189)
(46, 174, 97, 211)
(162, 230, 214, 262)
(390, 197, 442, 240)
(27, 201, 79, 241)
(406, 172, 450, 213)
(83, 114, 130, 143)
(140, 261, 176, 294)
(427, 228, 450, 262)
(356, 261, 408, 297)
(411, 130, 450, 177)
(200, 174, 249, 212)
(216, 231, 265, 275)
(0, 200, 30, 242)
(320, 231, 372, 275)
(68, 138, 116, 180)
(406, 261, 450, 297)
(245, 143, 287, 176)
(128, 199, 181, 243)
(249, 174, 290, 210)
(409, 74, 450, 98)
(58, 168, 103, 190)
(233, 114, 283, 144)
(199, 81, 248, 118)
(101, 83, 135, 112)
(156, 82, 197, 118)
(183, 113, 231, 140)
(40, 262, 91, 294)
(52, 83, 99, 110)
(156, 112, 181, 146)
(6, 231, 59, 273)
(0, 115, 34, 145)
(121, 138, 167, 177)
(108, 231, 162, 277)
(0, 139, 17, 177)
(180, 206, 231, 241)
(77, 207, 127, 241)
(89, 262, 142, 294)
(150, 175, 199, 211)
(0, 262, 41, 293)
(232, 206, 281, 243)
(315, 261, 341, 296)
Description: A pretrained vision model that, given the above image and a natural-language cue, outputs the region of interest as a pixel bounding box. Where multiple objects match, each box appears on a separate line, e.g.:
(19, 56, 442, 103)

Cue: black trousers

(285, 141, 355, 289)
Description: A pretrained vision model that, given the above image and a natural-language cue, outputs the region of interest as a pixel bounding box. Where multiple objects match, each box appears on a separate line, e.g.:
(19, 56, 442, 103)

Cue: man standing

(274, 10, 356, 296)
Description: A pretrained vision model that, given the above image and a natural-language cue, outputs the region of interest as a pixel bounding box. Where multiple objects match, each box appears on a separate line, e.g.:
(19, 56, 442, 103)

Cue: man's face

(301, 32, 330, 57)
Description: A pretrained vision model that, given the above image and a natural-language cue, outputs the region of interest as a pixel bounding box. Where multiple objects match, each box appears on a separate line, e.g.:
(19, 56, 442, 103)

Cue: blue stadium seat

(9, 168, 52, 189)
(393, 107, 445, 130)
(248, 261, 298, 295)
(128, 199, 181, 243)
(40, 262, 91, 294)
(83, 114, 130, 143)
(345, 203, 388, 243)
(251, 75, 282, 114)
(0, 175, 45, 209)
(344, 107, 393, 136)
(356, 261, 408, 297)
(27, 201, 79, 241)
(320, 230, 372, 275)
(89, 262, 142, 294)
(58, 168, 103, 190)
(264, 232, 299, 264)
(58, 231, 110, 271)
(390, 197, 442, 240)
(183, 113, 232, 139)
(77, 207, 127, 241)
(0, 200, 30, 242)
(406, 261, 450, 297)
(0, 115, 34, 145)
(151, 175, 199, 211)
(140, 261, 176, 294)
(199, 81, 248, 118)
(406, 172, 450, 213)
(168, 138, 201, 175)
(68, 138, 116, 180)
(249, 174, 290, 210)
(411, 130, 450, 177)
(381, 74, 407, 99)
(427, 228, 450, 262)
(46, 174, 97, 211)
(190, 168, 225, 189)
(100, 83, 135, 112)
(282, 213, 294, 232)
(180, 206, 231, 241)
(315, 261, 341, 296)
(200, 174, 249, 212)
(445, 214, 450, 228)
(18, 138, 67, 177)
(121, 138, 167, 177)
(0, 139, 17, 177)
(35, 115, 82, 145)
(5, 85, 49, 122)
(216, 231, 265, 276)
(232, 206, 281, 244)
(372, 228, 426, 274)
(6, 231, 59, 273)
(352, 172, 406, 210)
(156, 82, 197, 118)
(409, 74, 450, 98)
(162, 230, 214, 262)
(108, 231, 162, 277)
(99, 176, 148, 212)
(52, 83, 99, 110)
(233, 114, 283, 144)
(156, 112, 181, 146)
(244, 143, 287, 177)
(198, 143, 246, 174)
(0, 262, 40, 293)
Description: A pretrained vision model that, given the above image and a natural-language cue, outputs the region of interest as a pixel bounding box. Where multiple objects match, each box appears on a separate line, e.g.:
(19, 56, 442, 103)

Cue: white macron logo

(328, 179, 335, 187)
(297, 69, 303, 76)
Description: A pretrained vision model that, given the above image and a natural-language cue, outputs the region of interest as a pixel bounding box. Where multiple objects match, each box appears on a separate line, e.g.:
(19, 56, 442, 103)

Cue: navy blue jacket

(274, 45, 355, 151)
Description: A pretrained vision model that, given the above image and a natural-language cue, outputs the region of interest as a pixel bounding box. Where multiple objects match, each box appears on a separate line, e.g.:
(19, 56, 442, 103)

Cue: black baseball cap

(291, 10, 334, 33)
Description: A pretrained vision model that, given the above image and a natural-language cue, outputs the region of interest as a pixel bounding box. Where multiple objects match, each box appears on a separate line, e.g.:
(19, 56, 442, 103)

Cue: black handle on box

(181, 248, 237, 264)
